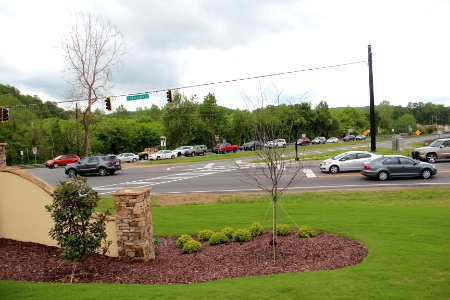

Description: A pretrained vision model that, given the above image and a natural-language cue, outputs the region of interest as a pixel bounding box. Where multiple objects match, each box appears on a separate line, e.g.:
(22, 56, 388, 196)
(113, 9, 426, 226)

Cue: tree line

(1, 83, 449, 165)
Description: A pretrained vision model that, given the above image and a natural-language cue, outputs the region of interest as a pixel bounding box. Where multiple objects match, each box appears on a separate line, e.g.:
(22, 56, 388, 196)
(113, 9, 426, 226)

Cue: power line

(3, 60, 366, 109)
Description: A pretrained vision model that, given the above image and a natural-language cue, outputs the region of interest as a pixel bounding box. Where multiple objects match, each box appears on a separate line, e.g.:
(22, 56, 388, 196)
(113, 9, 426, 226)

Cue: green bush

(198, 229, 215, 241)
(248, 222, 264, 237)
(220, 227, 235, 239)
(175, 234, 193, 248)
(276, 224, 291, 236)
(297, 226, 318, 238)
(182, 239, 202, 253)
(208, 232, 228, 245)
(232, 228, 252, 242)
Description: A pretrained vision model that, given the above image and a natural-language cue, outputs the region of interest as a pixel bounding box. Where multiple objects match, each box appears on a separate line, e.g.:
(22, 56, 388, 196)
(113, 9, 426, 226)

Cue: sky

(1, 0, 450, 112)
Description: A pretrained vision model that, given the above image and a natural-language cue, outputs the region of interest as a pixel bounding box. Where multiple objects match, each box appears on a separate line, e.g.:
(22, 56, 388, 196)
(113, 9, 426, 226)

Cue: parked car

(65, 155, 121, 177)
(138, 148, 158, 160)
(117, 152, 139, 163)
(148, 150, 176, 160)
(311, 137, 327, 144)
(319, 151, 378, 174)
(356, 134, 367, 140)
(213, 143, 239, 154)
(296, 138, 311, 146)
(265, 139, 287, 148)
(343, 134, 356, 142)
(240, 141, 265, 151)
(174, 146, 193, 157)
(411, 138, 450, 163)
(326, 137, 339, 143)
(45, 154, 80, 169)
(361, 155, 437, 181)
(195, 145, 208, 154)
(184, 145, 207, 157)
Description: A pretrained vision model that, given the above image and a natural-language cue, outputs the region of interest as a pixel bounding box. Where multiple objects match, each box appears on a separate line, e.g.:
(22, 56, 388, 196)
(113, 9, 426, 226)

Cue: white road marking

(303, 168, 317, 178)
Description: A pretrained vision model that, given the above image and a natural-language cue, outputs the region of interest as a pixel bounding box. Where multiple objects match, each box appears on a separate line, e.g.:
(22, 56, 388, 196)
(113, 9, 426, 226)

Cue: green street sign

(126, 94, 149, 101)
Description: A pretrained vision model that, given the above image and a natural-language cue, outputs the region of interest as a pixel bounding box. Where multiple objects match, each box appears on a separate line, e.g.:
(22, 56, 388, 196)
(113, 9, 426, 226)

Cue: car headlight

(321, 161, 330, 165)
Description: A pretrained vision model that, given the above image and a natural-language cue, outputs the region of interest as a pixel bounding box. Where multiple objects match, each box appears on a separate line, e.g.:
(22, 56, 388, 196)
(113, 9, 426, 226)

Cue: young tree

(45, 176, 110, 282)
(238, 88, 305, 261)
(62, 12, 127, 156)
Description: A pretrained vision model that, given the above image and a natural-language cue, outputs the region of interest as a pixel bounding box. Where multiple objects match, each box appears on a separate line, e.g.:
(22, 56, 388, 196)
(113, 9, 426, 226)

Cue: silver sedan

(320, 151, 379, 174)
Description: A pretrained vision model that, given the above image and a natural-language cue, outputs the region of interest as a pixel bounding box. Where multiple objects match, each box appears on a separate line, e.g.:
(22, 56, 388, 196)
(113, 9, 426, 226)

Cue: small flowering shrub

(232, 229, 252, 242)
(248, 222, 264, 237)
(175, 234, 193, 248)
(276, 224, 291, 236)
(208, 232, 228, 245)
(220, 227, 235, 239)
(198, 229, 215, 241)
(182, 239, 202, 253)
(297, 226, 318, 238)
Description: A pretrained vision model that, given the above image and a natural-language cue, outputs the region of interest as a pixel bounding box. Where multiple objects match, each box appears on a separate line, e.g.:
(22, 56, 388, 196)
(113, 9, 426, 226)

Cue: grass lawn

(2, 188, 450, 299)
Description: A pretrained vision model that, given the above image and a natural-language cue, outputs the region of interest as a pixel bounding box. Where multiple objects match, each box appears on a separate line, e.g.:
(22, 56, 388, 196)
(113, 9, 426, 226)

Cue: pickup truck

(213, 142, 238, 154)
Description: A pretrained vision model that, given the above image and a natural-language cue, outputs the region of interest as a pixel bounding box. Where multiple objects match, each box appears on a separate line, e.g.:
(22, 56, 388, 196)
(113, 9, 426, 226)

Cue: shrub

(276, 224, 291, 236)
(182, 240, 202, 253)
(220, 227, 235, 239)
(248, 222, 264, 237)
(208, 232, 228, 245)
(198, 229, 215, 241)
(297, 226, 318, 238)
(232, 228, 252, 242)
(176, 234, 193, 248)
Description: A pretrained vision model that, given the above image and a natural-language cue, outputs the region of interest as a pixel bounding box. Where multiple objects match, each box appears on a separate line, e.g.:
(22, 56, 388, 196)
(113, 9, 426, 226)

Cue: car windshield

(156, 150, 164, 154)
(429, 140, 443, 147)
(333, 152, 354, 160)
(54, 156, 63, 160)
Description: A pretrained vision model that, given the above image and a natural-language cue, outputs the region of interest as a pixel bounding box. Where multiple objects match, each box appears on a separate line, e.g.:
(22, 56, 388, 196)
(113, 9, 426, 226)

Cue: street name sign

(127, 94, 149, 101)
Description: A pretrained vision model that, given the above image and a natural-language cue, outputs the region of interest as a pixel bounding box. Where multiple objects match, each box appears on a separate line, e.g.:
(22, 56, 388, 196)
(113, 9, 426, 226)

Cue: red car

(297, 138, 311, 146)
(45, 154, 80, 168)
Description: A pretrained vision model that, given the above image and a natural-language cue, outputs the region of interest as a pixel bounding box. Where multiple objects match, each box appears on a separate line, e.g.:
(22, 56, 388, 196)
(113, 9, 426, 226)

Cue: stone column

(0, 143, 6, 167)
(113, 187, 155, 261)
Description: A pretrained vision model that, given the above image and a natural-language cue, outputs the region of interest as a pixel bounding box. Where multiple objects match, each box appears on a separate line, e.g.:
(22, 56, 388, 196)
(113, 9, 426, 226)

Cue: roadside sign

(415, 130, 421, 135)
(215, 135, 220, 142)
(126, 94, 149, 101)
(160, 136, 166, 147)
(363, 130, 368, 136)
(32, 147, 37, 155)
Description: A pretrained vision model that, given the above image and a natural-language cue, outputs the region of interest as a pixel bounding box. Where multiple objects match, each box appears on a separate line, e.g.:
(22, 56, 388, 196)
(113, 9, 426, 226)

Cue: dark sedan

(360, 155, 437, 181)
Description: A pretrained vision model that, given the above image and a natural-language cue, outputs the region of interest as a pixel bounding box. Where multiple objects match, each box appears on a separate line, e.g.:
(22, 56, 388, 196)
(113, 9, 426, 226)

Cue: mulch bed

(0, 232, 367, 284)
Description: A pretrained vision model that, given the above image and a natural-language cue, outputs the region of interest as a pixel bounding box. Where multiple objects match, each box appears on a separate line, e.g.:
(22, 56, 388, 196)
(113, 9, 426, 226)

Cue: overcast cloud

(0, 0, 449, 111)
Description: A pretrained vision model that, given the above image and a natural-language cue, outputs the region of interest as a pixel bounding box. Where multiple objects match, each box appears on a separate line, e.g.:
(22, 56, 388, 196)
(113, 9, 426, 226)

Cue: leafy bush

(297, 226, 318, 238)
(276, 224, 291, 236)
(176, 234, 193, 248)
(208, 232, 228, 245)
(45, 176, 110, 280)
(232, 229, 252, 242)
(182, 240, 202, 253)
(220, 227, 235, 239)
(198, 229, 215, 241)
(248, 222, 264, 237)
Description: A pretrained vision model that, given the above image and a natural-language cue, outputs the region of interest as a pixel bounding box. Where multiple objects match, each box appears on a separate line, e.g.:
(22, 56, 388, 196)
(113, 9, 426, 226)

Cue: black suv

(65, 155, 121, 177)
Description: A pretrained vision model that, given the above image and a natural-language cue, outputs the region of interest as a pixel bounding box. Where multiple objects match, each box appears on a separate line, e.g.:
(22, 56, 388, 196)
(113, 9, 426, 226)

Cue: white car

(265, 139, 287, 148)
(319, 151, 379, 174)
(174, 146, 193, 157)
(148, 150, 176, 160)
(117, 153, 139, 163)
(326, 137, 339, 143)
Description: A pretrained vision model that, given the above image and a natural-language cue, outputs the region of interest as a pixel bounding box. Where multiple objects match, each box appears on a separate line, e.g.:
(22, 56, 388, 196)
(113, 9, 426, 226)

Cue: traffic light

(105, 96, 112, 111)
(1, 107, 9, 122)
(166, 90, 173, 103)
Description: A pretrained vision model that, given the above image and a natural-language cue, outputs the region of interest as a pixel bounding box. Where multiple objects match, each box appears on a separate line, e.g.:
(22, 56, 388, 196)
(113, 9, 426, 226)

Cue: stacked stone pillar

(0, 143, 6, 167)
(113, 187, 155, 261)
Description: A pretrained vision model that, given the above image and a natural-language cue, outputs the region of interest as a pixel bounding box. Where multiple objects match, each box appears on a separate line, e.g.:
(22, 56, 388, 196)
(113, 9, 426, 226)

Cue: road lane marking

(303, 168, 317, 178)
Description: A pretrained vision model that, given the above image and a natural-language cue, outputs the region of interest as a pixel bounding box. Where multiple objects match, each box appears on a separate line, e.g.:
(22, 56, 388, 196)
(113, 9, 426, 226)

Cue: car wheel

(233, 149, 237, 153)
(143, 154, 149, 160)
(171, 155, 175, 159)
(132, 158, 137, 163)
(329, 165, 340, 174)
(156, 156, 161, 160)
(53, 163, 59, 168)
(426, 153, 437, 163)
(421, 169, 432, 179)
(98, 167, 107, 176)
(377, 171, 389, 181)
(191, 152, 195, 157)
(68, 169, 77, 178)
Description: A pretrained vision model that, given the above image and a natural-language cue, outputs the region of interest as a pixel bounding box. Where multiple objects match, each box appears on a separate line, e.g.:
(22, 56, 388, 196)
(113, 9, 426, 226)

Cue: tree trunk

(272, 194, 277, 262)
(82, 104, 92, 157)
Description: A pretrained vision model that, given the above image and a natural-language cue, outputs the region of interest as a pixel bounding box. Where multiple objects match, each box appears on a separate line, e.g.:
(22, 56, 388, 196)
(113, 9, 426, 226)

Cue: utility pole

(368, 45, 376, 152)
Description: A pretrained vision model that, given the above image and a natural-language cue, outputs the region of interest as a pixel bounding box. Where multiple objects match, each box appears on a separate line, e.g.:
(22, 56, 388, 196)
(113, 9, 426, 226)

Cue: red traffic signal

(105, 96, 112, 111)
(1, 107, 9, 122)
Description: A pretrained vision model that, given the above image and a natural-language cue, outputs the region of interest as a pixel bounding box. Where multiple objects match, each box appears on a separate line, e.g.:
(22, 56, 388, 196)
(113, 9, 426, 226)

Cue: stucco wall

(0, 167, 118, 257)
